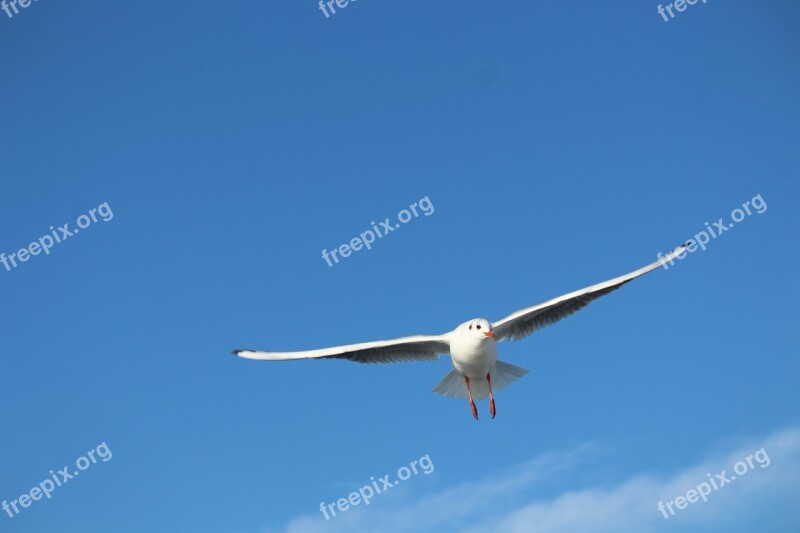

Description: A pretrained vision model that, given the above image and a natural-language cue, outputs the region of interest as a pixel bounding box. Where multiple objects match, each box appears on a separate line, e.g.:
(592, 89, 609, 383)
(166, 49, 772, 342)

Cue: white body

(449, 320, 497, 380)
(430, 318, 527, 401)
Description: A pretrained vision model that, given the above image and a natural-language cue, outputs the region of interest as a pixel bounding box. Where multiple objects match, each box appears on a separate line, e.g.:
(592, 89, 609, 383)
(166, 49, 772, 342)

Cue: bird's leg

(464, 376, 478, 420)
(487, 372, 496, 419)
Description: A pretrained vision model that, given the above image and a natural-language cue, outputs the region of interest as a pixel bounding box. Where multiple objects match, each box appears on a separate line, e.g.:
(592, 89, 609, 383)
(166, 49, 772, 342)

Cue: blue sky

(1, 1, 798, 531)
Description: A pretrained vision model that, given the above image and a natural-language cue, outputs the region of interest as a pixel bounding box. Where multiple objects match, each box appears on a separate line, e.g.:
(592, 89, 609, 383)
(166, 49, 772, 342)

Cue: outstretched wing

(492, 245, 687, 342)
(233, 334, 451, 364)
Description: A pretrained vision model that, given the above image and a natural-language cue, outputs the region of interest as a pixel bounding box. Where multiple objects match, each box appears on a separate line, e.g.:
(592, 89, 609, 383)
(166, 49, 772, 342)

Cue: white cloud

(275, 427, 800, 533)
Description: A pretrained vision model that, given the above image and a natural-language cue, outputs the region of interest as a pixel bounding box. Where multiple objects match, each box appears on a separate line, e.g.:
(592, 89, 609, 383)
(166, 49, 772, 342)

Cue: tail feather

(432, 360, 529, 400)
(432, 369, 469, 399)
(492, 360, 530, 391)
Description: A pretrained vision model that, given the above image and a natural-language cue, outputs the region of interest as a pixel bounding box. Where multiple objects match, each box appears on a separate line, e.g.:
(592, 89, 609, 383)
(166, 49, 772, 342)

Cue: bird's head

(465, 318, 495, 340)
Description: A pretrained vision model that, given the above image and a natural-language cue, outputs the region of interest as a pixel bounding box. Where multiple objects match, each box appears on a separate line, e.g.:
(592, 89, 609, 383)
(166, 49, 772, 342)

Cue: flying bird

(233, 245, 687, 420)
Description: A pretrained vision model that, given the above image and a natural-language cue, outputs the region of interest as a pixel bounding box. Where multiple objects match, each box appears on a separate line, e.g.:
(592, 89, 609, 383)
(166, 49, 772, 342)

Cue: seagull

(233, 245, 687, 420)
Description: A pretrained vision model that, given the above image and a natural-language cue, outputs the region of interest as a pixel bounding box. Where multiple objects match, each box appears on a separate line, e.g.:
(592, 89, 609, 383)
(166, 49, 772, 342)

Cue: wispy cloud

(275, 427, 800, 533)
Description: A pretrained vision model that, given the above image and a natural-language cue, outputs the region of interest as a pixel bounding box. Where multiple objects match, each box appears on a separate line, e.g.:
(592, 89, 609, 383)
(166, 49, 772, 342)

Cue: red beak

(484, 331, 495, 338)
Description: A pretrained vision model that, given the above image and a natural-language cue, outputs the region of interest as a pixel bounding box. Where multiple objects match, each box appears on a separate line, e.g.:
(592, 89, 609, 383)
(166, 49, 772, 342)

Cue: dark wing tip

(231, 349, 248, 356)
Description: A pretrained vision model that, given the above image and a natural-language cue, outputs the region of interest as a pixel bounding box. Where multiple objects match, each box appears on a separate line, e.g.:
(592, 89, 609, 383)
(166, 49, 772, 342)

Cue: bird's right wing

(233, 334, 451, 364)
(492, 244, 687, 342)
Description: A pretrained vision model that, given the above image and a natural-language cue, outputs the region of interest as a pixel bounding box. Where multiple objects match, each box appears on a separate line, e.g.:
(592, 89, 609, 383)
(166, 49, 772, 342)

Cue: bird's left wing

(233, 334, 451, 364)
(492, 244, 688, 342)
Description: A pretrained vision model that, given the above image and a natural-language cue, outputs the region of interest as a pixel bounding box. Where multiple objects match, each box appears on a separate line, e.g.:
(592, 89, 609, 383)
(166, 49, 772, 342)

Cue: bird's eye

(476, 324, 481, 330)
(469, 324, 472, 330)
